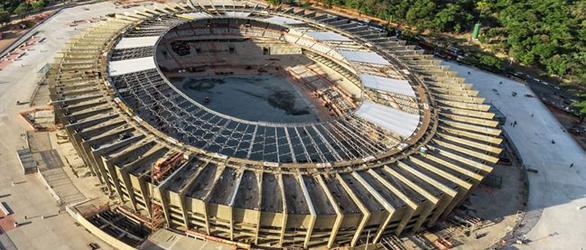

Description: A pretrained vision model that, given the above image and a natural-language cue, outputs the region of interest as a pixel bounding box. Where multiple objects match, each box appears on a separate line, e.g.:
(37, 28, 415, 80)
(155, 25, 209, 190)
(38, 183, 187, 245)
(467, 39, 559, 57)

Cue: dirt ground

(545, 104, 586, 150)
(372, 145, 526, 250)
(436, 152, 524, 250)
(0, 29, 27, 52)
(163, 55, 346, 123)
(0, 11, 54, 52)
(452, 163, 525, 249)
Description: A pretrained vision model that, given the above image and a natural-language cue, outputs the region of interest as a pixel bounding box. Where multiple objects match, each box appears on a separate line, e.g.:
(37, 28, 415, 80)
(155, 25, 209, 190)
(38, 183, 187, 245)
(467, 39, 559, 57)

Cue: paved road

(444, 61, 586, 250)
(0, 2, 145, 249)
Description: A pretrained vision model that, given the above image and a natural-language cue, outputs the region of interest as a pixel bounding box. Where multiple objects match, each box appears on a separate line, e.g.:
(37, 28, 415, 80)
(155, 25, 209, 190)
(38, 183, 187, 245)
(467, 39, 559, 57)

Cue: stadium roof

(339, 50, 391, 65)
(266, 16, 304, 25)
(109, 57, 157, 76)
(306, 31, 352, 41)
(360, 74, 415, 97)
(225, 11, 251, 17)
(355, 100, 419, 137)
(115, 36, 160, 49)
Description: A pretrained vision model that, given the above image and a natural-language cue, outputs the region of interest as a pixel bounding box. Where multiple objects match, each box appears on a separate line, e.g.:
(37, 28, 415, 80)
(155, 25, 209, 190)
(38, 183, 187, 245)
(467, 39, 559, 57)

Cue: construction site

(1, 0, 584, 250)
(48, 1, 503, 248)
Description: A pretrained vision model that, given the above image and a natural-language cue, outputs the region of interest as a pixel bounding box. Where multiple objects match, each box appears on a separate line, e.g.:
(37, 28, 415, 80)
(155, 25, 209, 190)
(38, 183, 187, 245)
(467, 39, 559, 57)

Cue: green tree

(432, 3, 472, 32)
(0, 8, 10, 23)
(13, 2, 30, 16)
(405, 0, 436, 29)
(479, 54, 504, 70)
(544, 54, 569, 77)
(31, 1, 46, 10)
(433, 4, 457, 31)
(476, 0, 492, 18)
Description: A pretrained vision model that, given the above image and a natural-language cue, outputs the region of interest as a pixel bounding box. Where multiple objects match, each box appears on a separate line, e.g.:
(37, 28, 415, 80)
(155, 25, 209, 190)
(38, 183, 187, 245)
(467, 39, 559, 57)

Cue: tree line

(318, 0, 585, 88)
(0, 1, 53, 23)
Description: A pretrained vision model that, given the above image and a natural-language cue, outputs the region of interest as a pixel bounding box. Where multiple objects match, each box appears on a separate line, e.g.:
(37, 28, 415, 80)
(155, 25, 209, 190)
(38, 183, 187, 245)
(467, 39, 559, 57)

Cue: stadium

(49, 0, 502, 248)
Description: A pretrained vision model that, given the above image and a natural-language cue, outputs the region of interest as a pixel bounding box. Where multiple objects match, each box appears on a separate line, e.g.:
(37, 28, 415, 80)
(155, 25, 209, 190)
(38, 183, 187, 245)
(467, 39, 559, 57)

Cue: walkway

(443, 61, 586, 249)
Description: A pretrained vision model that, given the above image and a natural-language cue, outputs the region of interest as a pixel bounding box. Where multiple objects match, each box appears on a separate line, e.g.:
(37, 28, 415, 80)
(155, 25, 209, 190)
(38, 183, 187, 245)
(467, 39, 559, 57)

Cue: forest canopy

(0, 0, 51, 22)
(269, 0, 586, 88)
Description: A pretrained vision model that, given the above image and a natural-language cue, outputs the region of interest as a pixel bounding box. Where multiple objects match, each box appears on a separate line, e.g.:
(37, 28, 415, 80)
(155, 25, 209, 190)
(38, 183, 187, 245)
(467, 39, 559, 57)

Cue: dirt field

(439, 151, 524, 250)
(371, 146, 526, 250)
(170, 73, 324, 123)
(0, 11, 54, 52)
(0, 29, 27, 52)
(545, 104, 586, 150)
